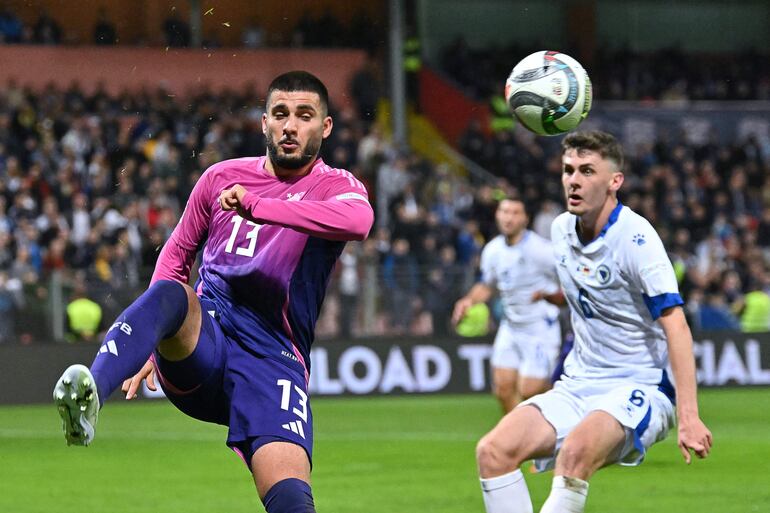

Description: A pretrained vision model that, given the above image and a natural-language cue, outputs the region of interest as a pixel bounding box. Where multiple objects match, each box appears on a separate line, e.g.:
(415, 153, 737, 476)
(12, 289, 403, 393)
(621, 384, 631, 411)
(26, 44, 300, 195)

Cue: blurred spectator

(350, 60, 381, 126)
(241, 18, 264, 48)
(33, 10, 61, 45)
(735, 281, 770, 333)
(65, 280, 102, 343)
(163, 11, 190, 48)
(697, 289, 740, 331)
(423, 244, 465, 336)
(455, 219, 482, 265)
(0, 6, 22, 43)
(382, 238, 418, 334)
(93, 7, 117, 45)
(0, 270, 22, 342)
(336, 244, 360, 338)
(459, 119, 487, 166)
(375, 153, 412, 228)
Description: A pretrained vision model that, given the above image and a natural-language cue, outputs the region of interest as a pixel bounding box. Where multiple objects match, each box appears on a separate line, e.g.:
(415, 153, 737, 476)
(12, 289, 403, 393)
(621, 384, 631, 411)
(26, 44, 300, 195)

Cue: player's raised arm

(220, 183, 374, 242)
(658, 306, 713, 464)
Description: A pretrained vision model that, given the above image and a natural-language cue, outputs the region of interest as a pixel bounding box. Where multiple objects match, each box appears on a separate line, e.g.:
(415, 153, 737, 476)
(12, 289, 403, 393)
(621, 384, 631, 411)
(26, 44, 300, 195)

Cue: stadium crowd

(0, 74, 486, 343)
(0, 6, 384, 50)
(441, 38, 770, 101)
(1, 70, 769, 344)
(0, 9, 769, 341)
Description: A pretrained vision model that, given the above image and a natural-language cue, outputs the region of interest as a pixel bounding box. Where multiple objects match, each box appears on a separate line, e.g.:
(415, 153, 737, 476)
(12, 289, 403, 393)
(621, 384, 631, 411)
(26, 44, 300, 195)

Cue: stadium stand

(0, 4, 769, 342)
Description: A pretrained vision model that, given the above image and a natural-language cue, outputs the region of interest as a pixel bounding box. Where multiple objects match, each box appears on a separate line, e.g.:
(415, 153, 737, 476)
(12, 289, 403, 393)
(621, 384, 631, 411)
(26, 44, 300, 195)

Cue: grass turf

(0, 388, 767, 512)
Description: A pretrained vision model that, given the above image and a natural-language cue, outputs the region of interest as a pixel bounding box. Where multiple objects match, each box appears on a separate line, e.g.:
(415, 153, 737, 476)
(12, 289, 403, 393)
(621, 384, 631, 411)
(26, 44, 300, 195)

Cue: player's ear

(261, 113, 267, 135)
(609, 171, 624, 192)
(322, 115, 333, 139)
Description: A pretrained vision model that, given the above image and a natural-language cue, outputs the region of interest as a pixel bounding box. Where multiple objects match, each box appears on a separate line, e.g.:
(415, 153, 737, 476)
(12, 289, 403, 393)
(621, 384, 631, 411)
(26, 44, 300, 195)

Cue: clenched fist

(219, 184, 248, 217)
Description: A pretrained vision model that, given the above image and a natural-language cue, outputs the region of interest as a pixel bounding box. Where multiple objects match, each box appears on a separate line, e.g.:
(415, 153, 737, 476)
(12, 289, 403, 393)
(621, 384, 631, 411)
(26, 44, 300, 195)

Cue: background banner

(2, 332, 768, 404)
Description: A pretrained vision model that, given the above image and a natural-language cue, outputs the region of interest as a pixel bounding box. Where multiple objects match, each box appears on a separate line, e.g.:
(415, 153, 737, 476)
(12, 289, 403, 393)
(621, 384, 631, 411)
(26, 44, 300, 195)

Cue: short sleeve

(479, 243, 496, 286)
(625, 221, 683, 320)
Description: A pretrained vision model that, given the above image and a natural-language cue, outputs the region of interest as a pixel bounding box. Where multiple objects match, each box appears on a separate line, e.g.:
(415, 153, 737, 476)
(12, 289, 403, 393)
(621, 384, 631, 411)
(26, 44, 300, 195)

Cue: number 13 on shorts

(277, 378, 308, 438)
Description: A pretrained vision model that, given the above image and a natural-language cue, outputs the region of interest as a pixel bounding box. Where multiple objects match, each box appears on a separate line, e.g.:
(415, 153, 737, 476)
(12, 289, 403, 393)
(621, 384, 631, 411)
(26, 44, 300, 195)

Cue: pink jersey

(151, 156, 373, 375)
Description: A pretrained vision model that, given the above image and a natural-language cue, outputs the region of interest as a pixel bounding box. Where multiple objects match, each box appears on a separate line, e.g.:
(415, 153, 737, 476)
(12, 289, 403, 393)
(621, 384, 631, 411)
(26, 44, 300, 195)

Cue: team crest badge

(597, 264, 611, 284)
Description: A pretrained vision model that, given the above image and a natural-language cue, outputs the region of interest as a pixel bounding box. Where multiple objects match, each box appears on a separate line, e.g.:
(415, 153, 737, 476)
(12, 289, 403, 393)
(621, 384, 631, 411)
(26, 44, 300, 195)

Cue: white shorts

(521, 377, 676, 471)
(491, 318, 561, 379)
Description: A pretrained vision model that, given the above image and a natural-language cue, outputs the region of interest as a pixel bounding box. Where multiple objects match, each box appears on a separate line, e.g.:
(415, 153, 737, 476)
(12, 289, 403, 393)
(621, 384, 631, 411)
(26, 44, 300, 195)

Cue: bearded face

(262, 90, 332, 175)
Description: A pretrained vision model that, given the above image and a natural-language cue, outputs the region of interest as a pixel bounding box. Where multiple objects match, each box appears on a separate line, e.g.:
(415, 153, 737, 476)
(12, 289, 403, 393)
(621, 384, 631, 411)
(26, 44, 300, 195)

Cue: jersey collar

(598, 201, 624, 238)
(505, 230, 530, 247)
(569, 201, 624, 248)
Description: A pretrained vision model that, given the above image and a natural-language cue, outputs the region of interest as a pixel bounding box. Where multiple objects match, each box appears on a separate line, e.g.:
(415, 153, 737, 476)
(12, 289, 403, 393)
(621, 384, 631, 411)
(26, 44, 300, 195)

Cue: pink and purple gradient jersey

(151, 156, 373, 376)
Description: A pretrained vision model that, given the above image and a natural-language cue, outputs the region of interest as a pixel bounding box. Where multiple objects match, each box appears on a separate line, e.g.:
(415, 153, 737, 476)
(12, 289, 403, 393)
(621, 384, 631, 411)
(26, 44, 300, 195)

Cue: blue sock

(262, 478, 316, 513)
(90, 280, 189, 406)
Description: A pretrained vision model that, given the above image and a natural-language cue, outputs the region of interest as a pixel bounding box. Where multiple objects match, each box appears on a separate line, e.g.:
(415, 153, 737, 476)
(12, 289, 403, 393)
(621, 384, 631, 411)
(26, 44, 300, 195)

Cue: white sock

(539, 475, 589, 513)
(480, 469, 533, 513)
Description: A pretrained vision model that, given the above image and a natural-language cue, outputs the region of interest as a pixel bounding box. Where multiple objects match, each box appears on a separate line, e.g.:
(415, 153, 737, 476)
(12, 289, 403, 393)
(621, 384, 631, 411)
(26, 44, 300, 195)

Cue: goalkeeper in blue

(476, 131, 712, 513)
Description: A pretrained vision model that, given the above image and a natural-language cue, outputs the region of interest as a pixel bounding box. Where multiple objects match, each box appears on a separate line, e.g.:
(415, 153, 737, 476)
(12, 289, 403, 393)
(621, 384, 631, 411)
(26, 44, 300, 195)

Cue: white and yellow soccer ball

(504, 50, 592, 136)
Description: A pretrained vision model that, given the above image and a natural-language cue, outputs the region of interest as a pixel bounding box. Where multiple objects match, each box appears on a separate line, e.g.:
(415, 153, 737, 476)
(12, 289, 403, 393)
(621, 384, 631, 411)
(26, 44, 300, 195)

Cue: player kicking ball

(476, 131, 712, 513)
(54, 71, 374, 513)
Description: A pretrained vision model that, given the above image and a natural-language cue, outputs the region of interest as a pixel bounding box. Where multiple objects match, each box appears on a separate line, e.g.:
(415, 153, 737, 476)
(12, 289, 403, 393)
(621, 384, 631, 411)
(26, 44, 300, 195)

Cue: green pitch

(0, 388, 767, 512)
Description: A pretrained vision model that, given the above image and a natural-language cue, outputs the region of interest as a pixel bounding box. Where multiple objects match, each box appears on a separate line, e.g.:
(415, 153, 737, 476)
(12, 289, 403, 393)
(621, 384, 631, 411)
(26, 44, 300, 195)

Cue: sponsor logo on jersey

(286, 191, 306, 201)
(577, 264, 590, 276)
(281, 350, 299, 362)
(633, 233, 646, 246)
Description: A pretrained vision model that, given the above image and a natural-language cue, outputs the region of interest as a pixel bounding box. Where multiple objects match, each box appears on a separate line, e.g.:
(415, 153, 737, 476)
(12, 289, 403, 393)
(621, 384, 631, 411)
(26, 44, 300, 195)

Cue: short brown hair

(562, 130, 624, 171)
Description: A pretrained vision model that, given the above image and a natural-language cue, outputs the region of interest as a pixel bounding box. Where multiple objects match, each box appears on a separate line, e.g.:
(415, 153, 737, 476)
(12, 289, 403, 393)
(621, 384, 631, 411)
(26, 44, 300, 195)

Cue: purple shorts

(152, 298, 313, 467)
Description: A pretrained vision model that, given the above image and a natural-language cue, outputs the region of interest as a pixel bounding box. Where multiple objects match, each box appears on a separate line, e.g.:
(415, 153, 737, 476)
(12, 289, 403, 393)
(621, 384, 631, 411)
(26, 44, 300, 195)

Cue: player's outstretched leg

(52, 279, 192, 446)
(252, 441, 315, 513)
(53, 364, 99, 446)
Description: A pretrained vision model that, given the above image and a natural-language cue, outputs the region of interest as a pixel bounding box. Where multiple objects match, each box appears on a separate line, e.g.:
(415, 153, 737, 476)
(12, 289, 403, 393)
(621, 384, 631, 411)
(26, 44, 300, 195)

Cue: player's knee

(556, 438, 595, 476)
(261, 478, 315, 513)
(520, 381, 549, 401)
(492, 383, 514, 403)
(492, 375, 515, 397)
(146, 279, 190, 310)
(476, 434, 521, 476)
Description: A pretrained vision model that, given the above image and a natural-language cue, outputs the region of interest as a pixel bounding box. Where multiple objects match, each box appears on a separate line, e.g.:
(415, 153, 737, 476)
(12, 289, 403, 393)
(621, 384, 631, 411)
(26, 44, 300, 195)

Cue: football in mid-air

(504, 50, 592, 136)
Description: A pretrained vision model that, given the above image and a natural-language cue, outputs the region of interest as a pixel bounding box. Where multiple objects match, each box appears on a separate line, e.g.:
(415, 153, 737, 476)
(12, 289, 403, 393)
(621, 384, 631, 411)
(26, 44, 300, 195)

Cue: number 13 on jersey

(225, 214, 262, 257)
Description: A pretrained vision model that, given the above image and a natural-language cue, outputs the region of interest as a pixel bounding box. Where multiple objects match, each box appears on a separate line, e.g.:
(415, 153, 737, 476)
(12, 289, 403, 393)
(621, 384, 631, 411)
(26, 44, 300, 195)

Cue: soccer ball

(504, 50, 592, 136)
